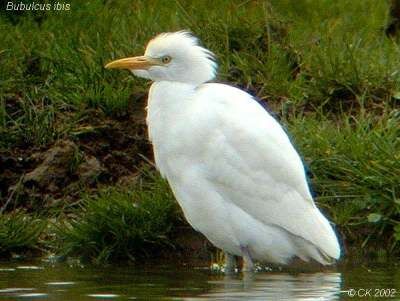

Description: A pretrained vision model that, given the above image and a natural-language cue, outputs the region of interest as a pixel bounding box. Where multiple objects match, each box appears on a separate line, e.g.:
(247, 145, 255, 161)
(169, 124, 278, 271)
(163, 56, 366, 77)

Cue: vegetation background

(0, 0, 399, 264)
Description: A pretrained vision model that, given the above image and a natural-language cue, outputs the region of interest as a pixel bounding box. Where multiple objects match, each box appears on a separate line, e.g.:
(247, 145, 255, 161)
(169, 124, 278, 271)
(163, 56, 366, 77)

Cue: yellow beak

(104, 56, 159, 70)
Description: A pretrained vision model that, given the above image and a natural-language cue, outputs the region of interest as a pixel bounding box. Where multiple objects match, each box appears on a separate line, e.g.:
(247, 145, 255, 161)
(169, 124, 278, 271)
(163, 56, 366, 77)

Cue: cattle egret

(105, 31, 340, 271)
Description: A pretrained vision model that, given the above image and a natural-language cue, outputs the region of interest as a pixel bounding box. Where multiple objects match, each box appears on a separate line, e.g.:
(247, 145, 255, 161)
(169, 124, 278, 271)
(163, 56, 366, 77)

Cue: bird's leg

(243, 270, 255, 289)
(240, 246, 254, 272)
(224, 252, 236, 273)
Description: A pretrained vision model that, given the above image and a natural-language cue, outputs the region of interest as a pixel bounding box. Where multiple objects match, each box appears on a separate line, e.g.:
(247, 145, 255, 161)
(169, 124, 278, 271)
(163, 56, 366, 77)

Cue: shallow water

(0, 259, 399, 300)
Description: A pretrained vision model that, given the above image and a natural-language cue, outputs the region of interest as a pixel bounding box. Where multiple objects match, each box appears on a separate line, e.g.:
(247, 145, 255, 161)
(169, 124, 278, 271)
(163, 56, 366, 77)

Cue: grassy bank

(0, 0, 399, 262)
(54, 171, 182, 263)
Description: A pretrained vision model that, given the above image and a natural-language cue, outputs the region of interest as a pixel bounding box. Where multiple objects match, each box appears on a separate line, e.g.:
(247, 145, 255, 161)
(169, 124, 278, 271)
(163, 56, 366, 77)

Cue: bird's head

(105, 31, 217, 85)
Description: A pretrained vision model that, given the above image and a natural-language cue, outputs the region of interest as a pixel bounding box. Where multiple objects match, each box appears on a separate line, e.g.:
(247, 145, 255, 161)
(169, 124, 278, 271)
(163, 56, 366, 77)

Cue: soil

(0, 93, 153, 212)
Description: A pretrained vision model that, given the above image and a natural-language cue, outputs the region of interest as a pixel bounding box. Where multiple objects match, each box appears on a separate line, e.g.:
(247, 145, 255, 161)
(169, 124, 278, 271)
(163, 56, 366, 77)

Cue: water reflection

(1, 260, 399, 300)
(185, 272, 341, 300)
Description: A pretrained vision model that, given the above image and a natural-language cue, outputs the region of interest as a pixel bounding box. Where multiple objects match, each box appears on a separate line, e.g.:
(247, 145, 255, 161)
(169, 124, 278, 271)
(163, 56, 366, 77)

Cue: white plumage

(106, 31, 340, 270)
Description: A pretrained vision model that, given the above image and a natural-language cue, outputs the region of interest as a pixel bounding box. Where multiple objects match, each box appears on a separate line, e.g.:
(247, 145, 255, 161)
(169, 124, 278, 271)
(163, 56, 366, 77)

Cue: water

(0, 259, 399, 300)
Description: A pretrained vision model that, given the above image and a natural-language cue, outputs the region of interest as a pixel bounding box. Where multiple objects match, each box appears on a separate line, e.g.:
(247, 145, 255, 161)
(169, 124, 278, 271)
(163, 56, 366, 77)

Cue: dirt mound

(23, 140, 79, 191)
(0, 95, 153, 211)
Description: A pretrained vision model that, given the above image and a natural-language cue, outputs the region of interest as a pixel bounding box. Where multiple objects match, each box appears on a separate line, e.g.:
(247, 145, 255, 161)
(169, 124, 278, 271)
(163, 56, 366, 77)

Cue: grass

(287, 109, 400, 255)
(0, 0, 399, 259)
(1, 0, 399, 147)
(0, 211, 47, 256)
(268, 0, 400, 108)
(54, 172, 180, 263)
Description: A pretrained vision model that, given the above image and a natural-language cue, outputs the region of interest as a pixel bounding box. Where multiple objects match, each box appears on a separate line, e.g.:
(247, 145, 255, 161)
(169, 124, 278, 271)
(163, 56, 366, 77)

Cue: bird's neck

(148, 81, 197, 113)
(146, 81, 199, 177)
(146, 81, 198, 140)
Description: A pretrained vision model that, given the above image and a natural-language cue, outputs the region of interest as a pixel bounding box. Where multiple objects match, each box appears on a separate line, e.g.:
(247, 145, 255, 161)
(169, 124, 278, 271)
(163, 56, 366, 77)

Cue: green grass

(1, 0, 400, 259)
(268, 0, 400, 108)
(54, 172, 180, 263)
(287, 108, 400, 255)
(0, 211, 47, 256)
(1, 0, 399, 147)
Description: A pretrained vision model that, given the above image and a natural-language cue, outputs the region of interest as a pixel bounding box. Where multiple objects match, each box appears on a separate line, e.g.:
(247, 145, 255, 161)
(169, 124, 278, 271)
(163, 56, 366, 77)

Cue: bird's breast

(146, 81, 207, 177)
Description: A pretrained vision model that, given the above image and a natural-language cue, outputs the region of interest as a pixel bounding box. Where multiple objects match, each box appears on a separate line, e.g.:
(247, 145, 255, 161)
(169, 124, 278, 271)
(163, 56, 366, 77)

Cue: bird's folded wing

(196, 84, 339, 259)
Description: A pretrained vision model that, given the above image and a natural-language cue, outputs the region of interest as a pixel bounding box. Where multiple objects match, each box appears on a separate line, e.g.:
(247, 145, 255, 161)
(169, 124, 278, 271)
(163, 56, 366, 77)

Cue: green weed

(1, 0, 398, 148)
(0, 211, 47, 256)
(288, 109, 400, 254)
(55, 172, 180, 263)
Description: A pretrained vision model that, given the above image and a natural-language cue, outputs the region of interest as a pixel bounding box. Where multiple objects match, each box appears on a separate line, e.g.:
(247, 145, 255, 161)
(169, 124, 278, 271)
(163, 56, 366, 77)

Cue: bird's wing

(193, 83, 340, 260)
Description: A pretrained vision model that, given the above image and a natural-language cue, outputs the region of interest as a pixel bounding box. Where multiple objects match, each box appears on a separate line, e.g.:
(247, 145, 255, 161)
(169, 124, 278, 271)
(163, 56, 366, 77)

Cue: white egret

(105, 31, 340, 271)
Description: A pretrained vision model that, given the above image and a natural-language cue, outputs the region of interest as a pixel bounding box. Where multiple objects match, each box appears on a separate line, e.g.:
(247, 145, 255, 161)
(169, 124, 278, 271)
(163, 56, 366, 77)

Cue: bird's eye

(161, 55, 172, 64)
